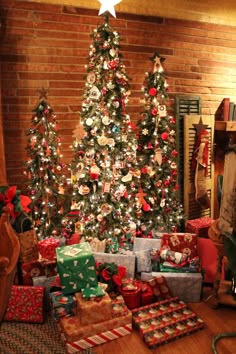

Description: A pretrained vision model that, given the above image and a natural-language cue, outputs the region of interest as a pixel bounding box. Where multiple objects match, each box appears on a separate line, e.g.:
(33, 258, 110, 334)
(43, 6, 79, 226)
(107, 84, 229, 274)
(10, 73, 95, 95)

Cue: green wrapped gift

(56, 242, 98, 295)
(81, 285, 106, 299)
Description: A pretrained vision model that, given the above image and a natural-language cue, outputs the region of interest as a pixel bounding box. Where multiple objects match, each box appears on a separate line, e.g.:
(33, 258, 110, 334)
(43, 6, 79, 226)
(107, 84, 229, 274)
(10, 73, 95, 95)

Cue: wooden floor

(95, 293, 236, 354)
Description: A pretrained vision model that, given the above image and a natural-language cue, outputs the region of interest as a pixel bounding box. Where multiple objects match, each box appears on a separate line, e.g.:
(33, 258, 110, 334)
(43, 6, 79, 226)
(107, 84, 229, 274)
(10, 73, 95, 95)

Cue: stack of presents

(3, 216, 218, 352)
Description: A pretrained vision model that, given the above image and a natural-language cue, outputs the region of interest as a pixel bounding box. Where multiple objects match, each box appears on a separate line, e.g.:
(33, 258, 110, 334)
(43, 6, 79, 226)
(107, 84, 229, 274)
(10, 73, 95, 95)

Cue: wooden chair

(0, 207, 20, 324)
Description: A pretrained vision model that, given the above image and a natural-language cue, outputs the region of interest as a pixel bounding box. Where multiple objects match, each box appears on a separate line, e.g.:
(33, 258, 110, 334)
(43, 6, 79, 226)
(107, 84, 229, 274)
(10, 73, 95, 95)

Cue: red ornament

(142, 203, 151, 212)
(161, 132, 169, 140)
(90, 173, 99, 180)
(174, 184, 179, 191)
(108, 60, 118, 70)
(164, 180, 170, 187)
(171, 150, 178, 157)
(141, 167, 148, 174)
(149, 87, 157, 96)
(170, 116, 175, 124)
(151, 108, 158, 116)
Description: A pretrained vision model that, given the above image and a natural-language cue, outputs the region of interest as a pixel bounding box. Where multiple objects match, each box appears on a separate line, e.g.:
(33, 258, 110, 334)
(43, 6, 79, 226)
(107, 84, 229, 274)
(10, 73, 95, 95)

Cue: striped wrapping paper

(60, 323, 132, 353)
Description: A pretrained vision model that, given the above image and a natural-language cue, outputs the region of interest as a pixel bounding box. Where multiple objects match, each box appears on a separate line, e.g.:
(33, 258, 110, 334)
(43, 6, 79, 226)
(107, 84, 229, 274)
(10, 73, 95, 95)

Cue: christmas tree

(24, 90, 67, 240)
(70, 9, 139, 249)
(136, 52, 184, 236)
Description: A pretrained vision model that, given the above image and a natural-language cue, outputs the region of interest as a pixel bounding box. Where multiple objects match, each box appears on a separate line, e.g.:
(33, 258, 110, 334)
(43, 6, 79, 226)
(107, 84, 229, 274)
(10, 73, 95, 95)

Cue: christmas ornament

(158, 105, 167, 117)
(154, 148, 162, 165)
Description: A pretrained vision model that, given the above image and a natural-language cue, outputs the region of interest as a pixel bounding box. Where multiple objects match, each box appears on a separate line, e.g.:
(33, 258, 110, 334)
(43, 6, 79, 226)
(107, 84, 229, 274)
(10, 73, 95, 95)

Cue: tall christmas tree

(136, 52, 184, 236)
(24, 90, 67, 240)
(70, 4, 139, 249)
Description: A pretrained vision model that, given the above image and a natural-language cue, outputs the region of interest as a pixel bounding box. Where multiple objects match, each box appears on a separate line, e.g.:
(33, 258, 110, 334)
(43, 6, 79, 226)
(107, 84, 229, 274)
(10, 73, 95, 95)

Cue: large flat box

(4, 285, 44, 323)
(75, 291, 112, 326)
(133, 237, 161, 252)
(141, 272, 203, 303)
(56, 242, 98, 295)
(93, 252, 135, 279)
(131, 297, 204, 349)
(185, 217, 213, 238)
(60, 322, 132, 353)
(59, 310, 132, 343)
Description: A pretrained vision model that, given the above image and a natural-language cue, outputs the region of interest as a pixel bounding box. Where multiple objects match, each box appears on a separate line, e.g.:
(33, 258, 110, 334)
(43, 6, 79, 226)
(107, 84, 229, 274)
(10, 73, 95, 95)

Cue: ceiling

(21, 0, 236, 26)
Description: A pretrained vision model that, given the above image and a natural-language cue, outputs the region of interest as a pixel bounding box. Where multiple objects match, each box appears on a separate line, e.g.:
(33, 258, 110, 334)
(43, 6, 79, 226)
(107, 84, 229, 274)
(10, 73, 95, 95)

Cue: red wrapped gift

(4, 285, 44, 323)
(141, 283, 155, 306)
(185, 217, 213, 238)
(66, 233, 80, 245)
(21, 260, 45, 285)
(161, 233, 198, 259)
(38, 237, 60, 261)
(119, 280, 141, 309)
(148, 276, 173, 300)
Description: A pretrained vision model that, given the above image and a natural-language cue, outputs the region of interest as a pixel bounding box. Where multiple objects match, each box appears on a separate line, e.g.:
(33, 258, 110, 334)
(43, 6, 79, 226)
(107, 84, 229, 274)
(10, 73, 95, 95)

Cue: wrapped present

(93, 252, 135, 279)
(133, 237, 162, 252)
(66, 233, 80, 246)
(38, 237, 60, 261)
(185, 217, 213, 238)
(161, 233, 198, 259)
(141, 272, 203, 303)
(119, 279, 141, 309)
(56, 242, 98, 295)
(75, 291, 112, 326)
(59, 309, 132, 343)
(59, 321, 132, 353)
(131, 297, 204, 349)
(140, 282, 155, 306)
(197, 238, 217, 283)
(33, 275, 58, 312)
(111, 294, 129, 317)
(4, 285, 44, 323)
(132, 297, 187, 335)
(147, 276, 173, 300)
(21, 259, 57, 285)
(21, 260, 45, 285)
(50, 291, 76, 320)
(81, 285, 106, 299)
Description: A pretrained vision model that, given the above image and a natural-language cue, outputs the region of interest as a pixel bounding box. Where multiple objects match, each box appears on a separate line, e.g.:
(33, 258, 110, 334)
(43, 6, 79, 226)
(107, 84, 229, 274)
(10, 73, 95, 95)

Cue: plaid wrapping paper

(141, 272, 203, 303)
(185, 217, 213, 238)
(59, 310, 132, 343)
(56, 242, 98, 295)
(75, 291, 112, 326)
(4, 285, 44, 323)
(59, 322, 132, 353)
(161, 233, 198, 259)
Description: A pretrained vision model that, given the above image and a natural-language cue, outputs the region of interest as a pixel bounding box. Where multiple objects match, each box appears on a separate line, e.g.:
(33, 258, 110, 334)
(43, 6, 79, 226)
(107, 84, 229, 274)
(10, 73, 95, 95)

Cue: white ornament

(142, 128, 149, 135)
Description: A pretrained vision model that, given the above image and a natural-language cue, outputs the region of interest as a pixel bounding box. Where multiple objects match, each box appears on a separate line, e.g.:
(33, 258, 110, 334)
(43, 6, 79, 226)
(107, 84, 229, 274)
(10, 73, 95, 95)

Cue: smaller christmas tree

(136, 52, 184, 236)
(24, 89, 67, 239)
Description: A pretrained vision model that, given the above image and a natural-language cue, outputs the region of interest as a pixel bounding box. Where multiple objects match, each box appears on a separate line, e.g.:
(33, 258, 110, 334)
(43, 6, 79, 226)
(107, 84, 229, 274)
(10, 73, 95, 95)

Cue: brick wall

(1, 0, 236, 191)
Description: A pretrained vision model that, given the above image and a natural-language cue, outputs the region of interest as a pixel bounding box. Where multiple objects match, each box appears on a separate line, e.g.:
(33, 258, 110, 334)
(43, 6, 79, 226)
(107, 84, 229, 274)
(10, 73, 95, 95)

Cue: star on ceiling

(98, 0, 122, 18)
(192, 117, 208, 136)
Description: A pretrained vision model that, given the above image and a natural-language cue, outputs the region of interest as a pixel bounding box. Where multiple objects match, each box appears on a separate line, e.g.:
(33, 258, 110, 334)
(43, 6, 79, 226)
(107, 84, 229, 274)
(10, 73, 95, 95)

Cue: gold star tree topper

(98, 0, 122, 18)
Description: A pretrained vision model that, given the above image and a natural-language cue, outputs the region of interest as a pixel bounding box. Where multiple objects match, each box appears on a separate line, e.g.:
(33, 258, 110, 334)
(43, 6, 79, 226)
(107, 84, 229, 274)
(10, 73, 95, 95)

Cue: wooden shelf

(215, 121, 236, 131)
